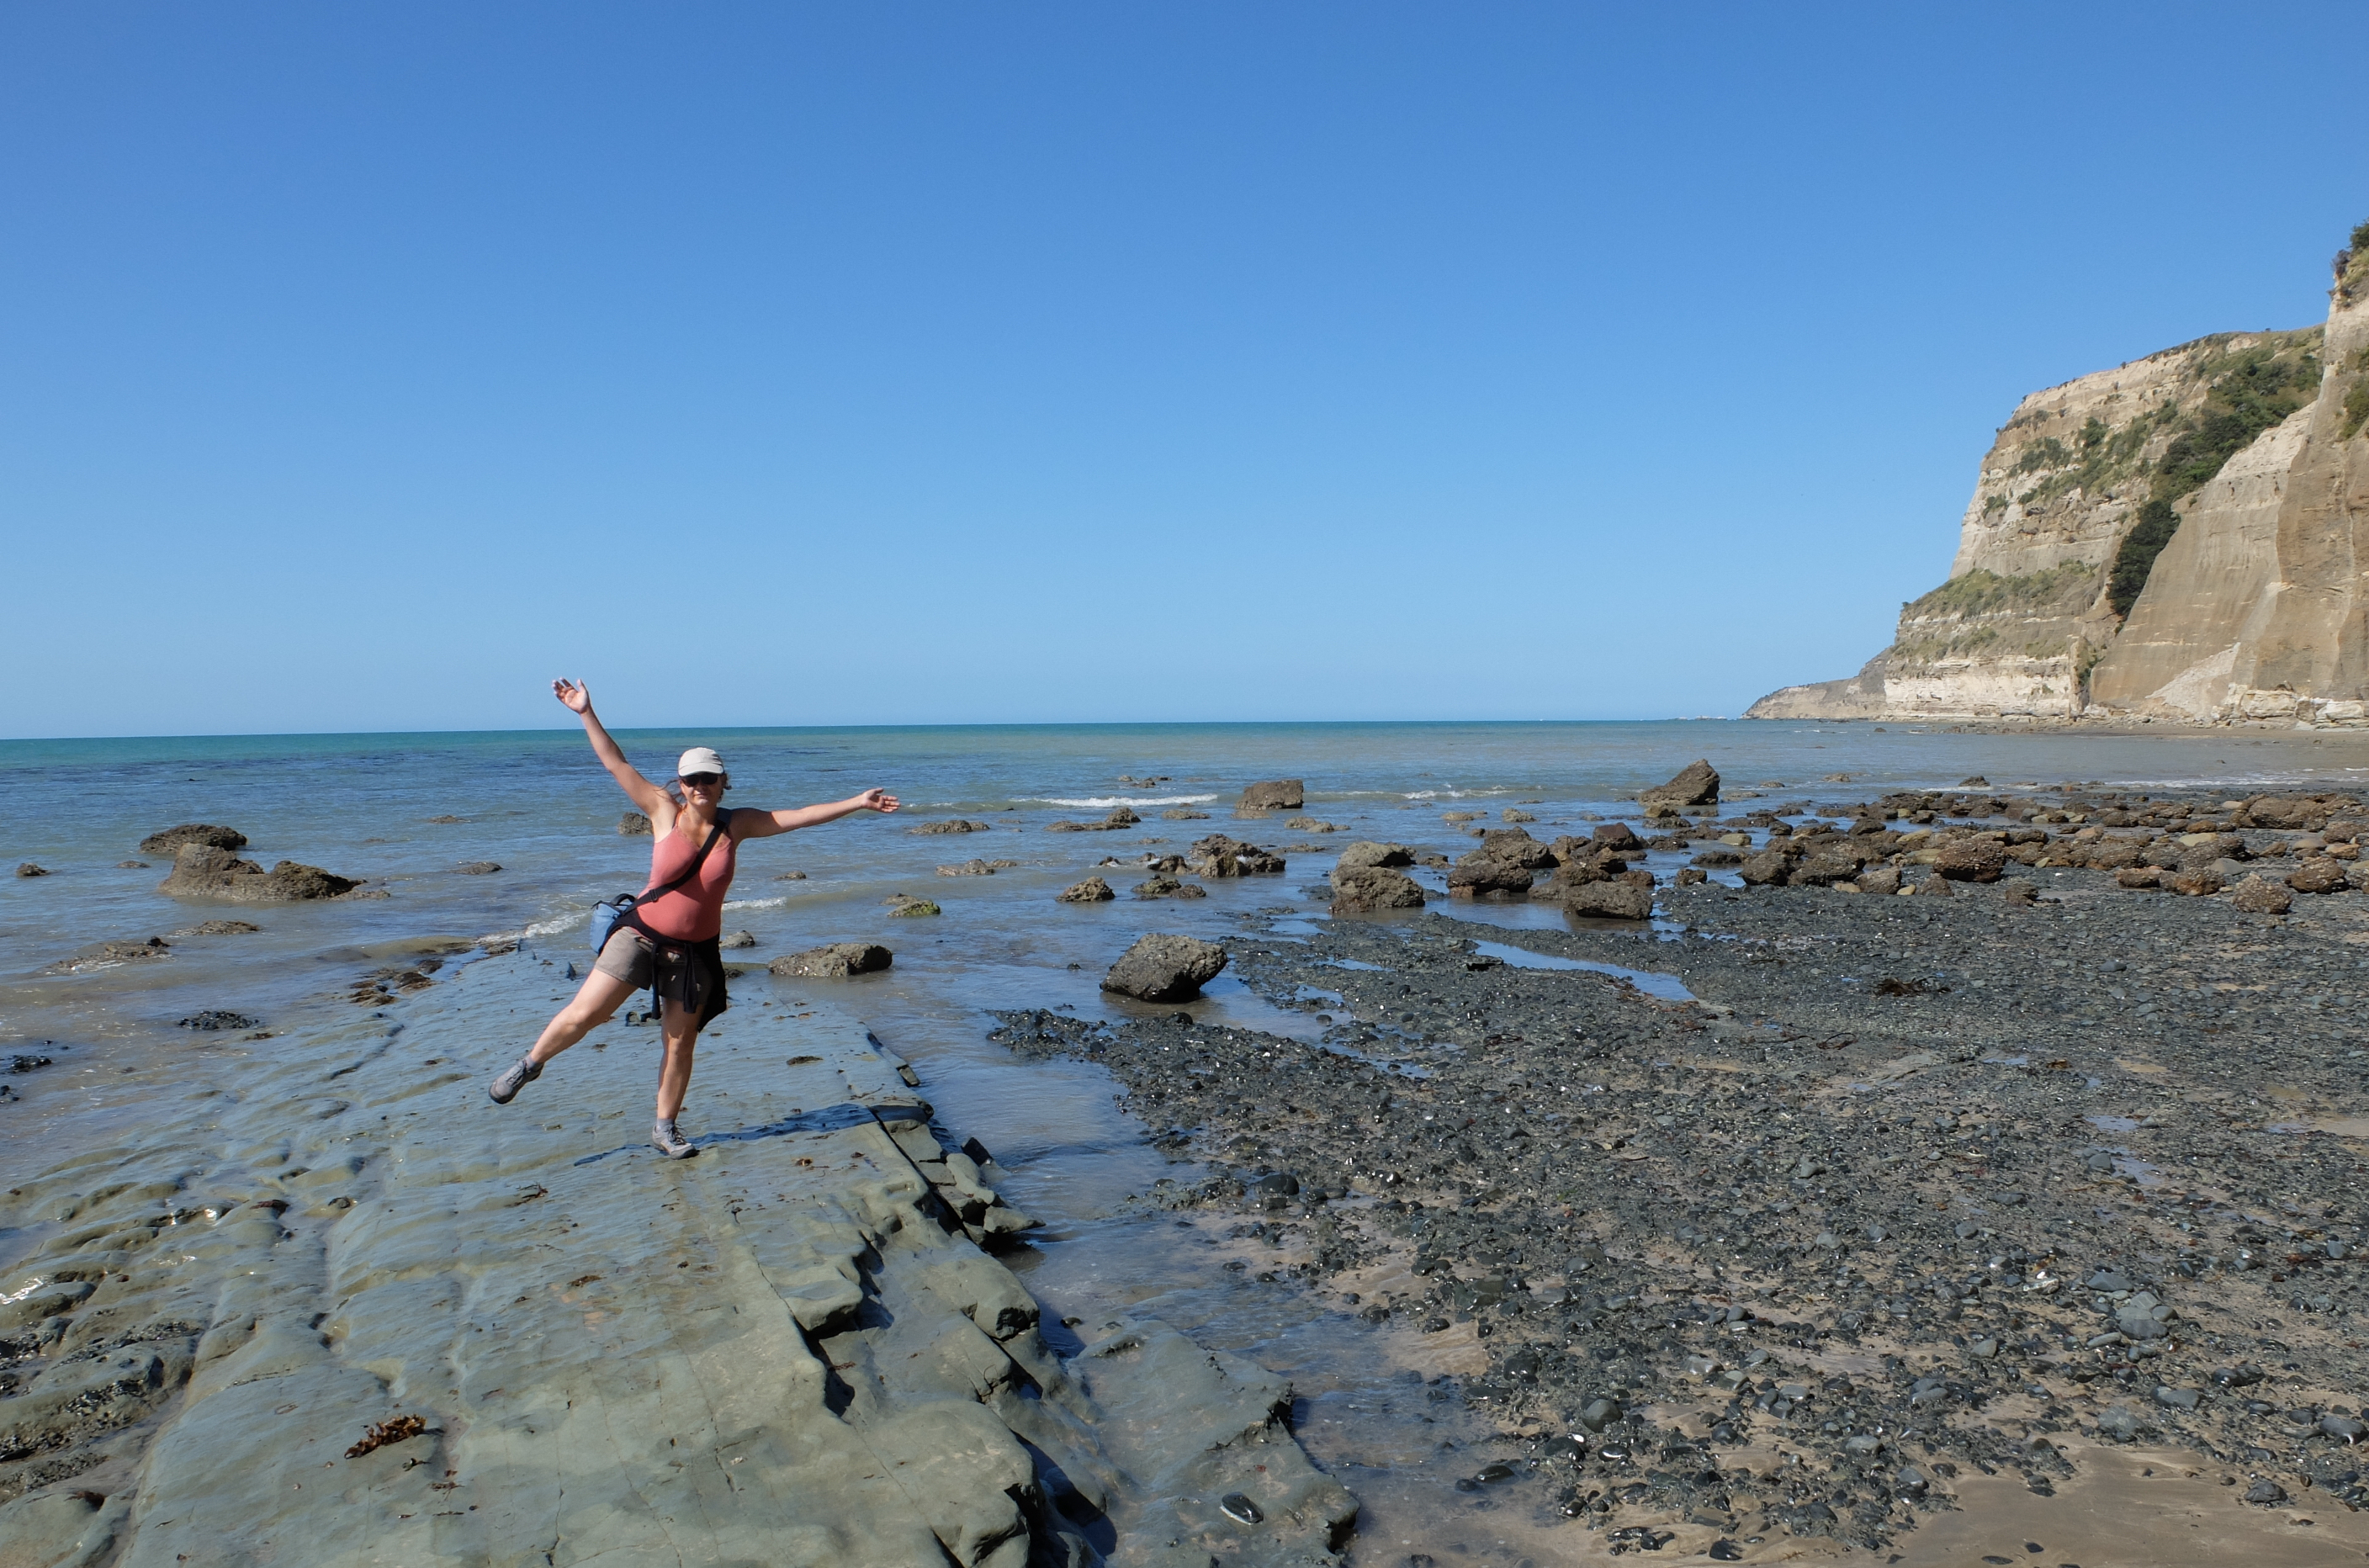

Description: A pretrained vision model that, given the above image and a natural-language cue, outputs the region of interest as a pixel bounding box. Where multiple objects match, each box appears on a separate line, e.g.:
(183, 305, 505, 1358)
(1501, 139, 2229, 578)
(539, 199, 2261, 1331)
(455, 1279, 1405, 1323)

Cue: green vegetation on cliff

(2106, 331, 2322, 617)
(1890, 563, 2099, 665)
(2343, 347, 2369, 442)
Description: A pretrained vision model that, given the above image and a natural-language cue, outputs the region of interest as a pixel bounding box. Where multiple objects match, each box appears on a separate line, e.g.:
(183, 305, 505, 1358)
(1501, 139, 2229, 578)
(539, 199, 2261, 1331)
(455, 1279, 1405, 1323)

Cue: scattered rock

(2117, 866, 2161, 889)
(1057, 877, 1116, 903)
(1998, 878, 2038, 905)
(138, 824, 247, 856)
(911, 819, 993, 835)
(454, 861, 501, 875)
(178, 1009, 261, 1031)
(158, 845, 362, 903)
(1857, 866, 1902, 896)
(720, 930, 757, 949)
(774, 870, 808, 881)
(1132, 876, 1208, 900)
(1934, 838, 2007, 882)
(2168, 870, 2223, 897)
(1336, 841, 1416, 871)
(1448, 851, 1533, 900)
(1593, 822, 1645, 852)
(14, 863, 49, 877)
(1565, 880, 1652, 919)
(937, 860, 999, 877)
(1284, 816, 1339, 833)
(117, 860, 150, 868)
(1502, 808, 1535, 823)
(426, 814, 466, 824)
(180, 919, 260, 935)
(888, 898, 941, 918)
(1161, 808, 1210, 821)
(768, 943, 893, 977)
(2232, 874, 2294, 914)
(1238, 780, 1306, 811)
(1187, 835, 1285, 877)
(1478, 828, 1556, 870)
(1640, 760, 1720, 815)
(1914, 871, 1955, 898)
(617, 813, 652, 835)
(1331, 865, 1427, 914)
(44, 937, 174, 974)
(1102, 933, 1229, 1002)
(2287, 857, 2350, 895)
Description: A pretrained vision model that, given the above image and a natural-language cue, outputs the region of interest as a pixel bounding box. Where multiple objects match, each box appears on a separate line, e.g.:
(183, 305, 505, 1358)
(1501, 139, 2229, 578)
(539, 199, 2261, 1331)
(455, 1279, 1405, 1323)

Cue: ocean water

(7, 718, 2368, 1120)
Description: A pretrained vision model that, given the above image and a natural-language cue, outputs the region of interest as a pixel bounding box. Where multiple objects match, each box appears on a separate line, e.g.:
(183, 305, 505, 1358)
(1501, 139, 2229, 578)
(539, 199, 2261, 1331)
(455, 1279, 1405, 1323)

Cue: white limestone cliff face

(1752, 230, 2366, 724)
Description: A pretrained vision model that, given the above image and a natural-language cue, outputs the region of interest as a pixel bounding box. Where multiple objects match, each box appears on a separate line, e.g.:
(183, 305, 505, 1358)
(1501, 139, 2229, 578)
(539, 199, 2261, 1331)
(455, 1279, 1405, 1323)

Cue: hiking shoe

(488, 1054, 543, 1104)
(652, 1119, 698, 1159)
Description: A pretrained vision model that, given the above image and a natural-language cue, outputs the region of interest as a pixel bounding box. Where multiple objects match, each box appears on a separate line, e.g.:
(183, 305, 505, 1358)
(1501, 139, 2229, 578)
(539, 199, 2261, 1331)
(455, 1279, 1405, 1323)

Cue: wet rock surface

(991, 780, 2369, 1558)
(0, 957, 1350, 1567)
(135, 824, 247, 856)
(769, 942, 893, 977)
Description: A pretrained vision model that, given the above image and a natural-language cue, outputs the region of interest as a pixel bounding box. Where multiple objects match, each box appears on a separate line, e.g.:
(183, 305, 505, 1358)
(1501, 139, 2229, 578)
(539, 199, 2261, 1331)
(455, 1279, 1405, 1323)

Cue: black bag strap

(634, 810, 730, 904)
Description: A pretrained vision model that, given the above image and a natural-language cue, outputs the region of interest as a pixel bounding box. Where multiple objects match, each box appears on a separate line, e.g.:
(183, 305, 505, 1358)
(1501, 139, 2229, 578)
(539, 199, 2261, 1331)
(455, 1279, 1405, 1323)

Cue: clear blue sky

(3, 3, 2360, 738)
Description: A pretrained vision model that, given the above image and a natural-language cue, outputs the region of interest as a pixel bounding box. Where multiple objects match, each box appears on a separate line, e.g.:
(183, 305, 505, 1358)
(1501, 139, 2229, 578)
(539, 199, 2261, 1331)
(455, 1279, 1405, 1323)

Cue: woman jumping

(489, 679, 898, 1157)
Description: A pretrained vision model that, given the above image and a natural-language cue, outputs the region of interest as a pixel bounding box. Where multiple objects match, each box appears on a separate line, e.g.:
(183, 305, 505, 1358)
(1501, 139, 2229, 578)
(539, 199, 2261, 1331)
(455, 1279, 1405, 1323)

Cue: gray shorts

(594, 925, 726, 1027)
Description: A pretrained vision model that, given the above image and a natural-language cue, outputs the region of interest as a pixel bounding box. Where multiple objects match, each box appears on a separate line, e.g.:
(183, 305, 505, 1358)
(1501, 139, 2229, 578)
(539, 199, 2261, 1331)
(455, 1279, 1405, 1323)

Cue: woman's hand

(554, 679, 593, 715)
(855, 789, 900, 814)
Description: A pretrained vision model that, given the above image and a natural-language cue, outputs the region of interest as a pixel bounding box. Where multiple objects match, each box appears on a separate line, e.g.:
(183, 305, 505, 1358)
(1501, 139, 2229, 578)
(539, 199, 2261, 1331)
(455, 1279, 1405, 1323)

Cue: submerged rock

(617, 812, 652, 835)
(1103, 933, 1228, 1002)
(1336, 841, 1416, 871)
(768, 943, 893, 977)
(910, 818, 991, 835)
(158, 845, 361, 903)
(1057, 876, 1116, 903)
(14, 863, 49, 877)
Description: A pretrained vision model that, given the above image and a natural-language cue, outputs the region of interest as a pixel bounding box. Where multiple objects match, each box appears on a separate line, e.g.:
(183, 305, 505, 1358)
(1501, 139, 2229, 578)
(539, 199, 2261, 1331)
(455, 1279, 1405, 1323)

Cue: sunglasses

(681, 773, 723, 788)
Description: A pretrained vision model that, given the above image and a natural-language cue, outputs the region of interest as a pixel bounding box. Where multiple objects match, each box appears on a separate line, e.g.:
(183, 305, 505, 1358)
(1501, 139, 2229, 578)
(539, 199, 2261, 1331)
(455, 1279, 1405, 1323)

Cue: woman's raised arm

(735, 787, 900, 840)
(553, 679, 670, 817)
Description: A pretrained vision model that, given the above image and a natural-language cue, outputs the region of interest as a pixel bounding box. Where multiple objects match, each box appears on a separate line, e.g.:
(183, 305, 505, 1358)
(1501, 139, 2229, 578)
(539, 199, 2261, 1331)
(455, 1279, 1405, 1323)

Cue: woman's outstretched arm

(553, 680, 670, 817)
(734, 788, 900, 840)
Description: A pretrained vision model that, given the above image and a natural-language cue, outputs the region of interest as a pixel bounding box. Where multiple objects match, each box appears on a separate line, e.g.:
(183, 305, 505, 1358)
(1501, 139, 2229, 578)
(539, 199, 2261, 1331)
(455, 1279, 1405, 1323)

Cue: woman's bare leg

(528, 968, 639, 1065)
(655, 997, 700, 1121)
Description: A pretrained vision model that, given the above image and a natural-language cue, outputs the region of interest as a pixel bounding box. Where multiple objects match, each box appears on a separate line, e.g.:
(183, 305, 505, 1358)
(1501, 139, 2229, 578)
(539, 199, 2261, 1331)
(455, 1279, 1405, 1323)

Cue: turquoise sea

(8, 718, 2369, 1065)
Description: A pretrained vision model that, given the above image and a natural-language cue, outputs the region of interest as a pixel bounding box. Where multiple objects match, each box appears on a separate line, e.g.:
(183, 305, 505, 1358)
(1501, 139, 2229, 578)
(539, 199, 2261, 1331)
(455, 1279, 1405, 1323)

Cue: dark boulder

(1102, 934, 1228, 1002)
(1448, 851, 1532, 900)
(1478, 828, 1555, 870)
(1331, 865, 1426, 914)
(1639, 760, 1720, 816)
(454, 861, 502, 875)
(1565, 880, 1652, 919)
(14, 863, 48, 878)
(138, 824, 248, 856)
(1933, 837, 2007, 882)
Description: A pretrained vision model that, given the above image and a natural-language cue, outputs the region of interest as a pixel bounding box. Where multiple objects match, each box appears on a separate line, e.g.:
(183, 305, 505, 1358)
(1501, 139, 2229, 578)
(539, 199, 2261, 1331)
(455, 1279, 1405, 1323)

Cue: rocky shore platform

(0, 951, 1351, 1567)
(996, 784, 2369, 1564)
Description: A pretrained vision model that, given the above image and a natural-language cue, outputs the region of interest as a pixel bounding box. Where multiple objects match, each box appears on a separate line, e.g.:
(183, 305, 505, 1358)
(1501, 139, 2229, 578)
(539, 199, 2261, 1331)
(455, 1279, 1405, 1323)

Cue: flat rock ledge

(0, 951, 1352, 1568)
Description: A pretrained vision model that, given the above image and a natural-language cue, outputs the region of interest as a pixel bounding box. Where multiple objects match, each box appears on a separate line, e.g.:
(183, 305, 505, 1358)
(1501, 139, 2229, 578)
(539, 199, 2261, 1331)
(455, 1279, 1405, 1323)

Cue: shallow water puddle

(1468, 940, 1696, 1002)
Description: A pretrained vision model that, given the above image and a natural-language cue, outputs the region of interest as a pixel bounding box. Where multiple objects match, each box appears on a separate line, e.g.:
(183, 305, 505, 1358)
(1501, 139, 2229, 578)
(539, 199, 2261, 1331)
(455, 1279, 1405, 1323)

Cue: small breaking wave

(1031, 794, 1219, 808)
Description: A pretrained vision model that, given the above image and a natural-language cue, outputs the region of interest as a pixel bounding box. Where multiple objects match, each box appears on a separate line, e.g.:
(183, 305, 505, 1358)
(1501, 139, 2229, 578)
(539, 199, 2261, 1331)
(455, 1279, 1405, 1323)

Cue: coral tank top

(635, 816, 737, 941)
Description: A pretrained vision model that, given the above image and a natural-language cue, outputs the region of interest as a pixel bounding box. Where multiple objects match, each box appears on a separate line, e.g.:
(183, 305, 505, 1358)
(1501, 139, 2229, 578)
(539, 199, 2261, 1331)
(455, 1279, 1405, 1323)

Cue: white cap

(677, 747, 727, 779)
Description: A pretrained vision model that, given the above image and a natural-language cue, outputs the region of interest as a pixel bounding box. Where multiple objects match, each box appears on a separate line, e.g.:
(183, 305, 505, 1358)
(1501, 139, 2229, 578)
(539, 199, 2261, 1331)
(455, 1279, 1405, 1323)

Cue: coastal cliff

(1752, 221, 2369, 724)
